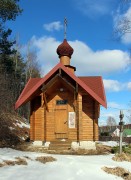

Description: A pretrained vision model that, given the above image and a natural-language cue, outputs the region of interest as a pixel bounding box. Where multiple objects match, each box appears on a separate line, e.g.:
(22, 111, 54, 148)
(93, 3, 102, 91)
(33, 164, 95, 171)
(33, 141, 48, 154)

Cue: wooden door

(55, 106, 68, 138)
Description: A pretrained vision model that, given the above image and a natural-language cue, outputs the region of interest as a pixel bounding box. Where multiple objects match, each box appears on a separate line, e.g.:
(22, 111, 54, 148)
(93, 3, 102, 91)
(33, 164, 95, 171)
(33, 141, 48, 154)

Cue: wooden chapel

(15, 30, 107, 149)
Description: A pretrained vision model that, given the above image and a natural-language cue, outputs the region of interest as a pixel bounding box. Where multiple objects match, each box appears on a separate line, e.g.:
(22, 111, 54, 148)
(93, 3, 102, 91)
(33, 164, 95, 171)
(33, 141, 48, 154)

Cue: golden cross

(64, 17, 67, 39)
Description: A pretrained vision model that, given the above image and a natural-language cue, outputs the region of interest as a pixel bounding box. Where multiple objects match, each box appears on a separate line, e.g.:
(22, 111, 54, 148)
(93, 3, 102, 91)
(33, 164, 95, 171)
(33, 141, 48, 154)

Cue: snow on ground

(97, 141, 127, 147)
(98, 141, 119, 147)
(14, 121, 30, 129)
(0, 148, 131, 180)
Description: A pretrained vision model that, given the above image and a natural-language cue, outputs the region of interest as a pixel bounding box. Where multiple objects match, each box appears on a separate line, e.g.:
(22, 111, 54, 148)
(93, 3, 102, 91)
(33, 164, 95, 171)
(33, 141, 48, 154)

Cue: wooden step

(49, 140, 71, 150)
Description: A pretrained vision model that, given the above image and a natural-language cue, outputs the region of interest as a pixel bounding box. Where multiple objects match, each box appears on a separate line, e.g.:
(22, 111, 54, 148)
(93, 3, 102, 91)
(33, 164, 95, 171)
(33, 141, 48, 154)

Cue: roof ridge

(15, 62, 107, 109)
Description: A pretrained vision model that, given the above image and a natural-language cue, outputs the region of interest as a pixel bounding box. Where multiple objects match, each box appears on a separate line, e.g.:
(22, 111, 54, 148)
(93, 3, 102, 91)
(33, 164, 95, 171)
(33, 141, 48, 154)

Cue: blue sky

(8, 0, 131, 125)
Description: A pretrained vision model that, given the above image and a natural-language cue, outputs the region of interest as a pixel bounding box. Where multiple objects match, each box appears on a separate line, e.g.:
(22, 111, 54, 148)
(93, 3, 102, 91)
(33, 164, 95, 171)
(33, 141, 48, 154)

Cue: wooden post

(42, 93, 47, 143)
(93, 100, 96, 141)
(74, 83, 79, 143)
(76, 95, 79, 143)
(119, 110, 124, 154)
(30, 101, 35, 140)
(77, 93, 82, 143)
(43, 93, 49, 112)
(44, 105, 46, 143)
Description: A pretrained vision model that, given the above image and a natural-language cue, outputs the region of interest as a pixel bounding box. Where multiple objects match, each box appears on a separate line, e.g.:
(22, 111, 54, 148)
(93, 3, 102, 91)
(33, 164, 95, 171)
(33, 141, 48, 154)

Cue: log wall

(30, 95, 44, 141)
(82, 95, 99, 141)
(30, 88, 100, 142)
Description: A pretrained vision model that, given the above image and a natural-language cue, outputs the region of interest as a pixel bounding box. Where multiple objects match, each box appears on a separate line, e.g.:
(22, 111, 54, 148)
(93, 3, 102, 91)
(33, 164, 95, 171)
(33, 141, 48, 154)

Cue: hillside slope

(0, 113, 29, 147)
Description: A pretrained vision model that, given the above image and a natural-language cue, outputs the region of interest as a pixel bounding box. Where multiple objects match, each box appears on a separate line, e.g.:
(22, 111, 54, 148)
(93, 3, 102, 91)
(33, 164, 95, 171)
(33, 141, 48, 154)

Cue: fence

(99, 136, 131, 144)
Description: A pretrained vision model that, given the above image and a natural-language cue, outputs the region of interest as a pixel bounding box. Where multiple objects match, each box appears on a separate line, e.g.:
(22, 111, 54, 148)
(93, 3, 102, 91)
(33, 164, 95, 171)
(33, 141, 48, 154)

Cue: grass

(0, 157, 28, 167)
(14, 157, 28, 165)
(35, 156, 56, 164)
(102, 166, 131, 180)
(0, 163, 5, 167)
(0, 155, 57, 167)
(112, 145, 131, 154)
(112, 153, 131, 162)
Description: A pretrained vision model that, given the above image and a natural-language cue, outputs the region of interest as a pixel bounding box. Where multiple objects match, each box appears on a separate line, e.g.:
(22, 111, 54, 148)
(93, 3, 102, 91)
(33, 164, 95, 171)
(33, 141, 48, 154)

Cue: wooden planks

(30, 82, 100, 142)
(81, 95, 99, 141)
(30, 96, 44, 141)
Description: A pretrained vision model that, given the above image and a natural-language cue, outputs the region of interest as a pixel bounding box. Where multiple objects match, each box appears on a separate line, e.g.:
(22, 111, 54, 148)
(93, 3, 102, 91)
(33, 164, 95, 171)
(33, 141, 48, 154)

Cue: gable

(15, 63, 107, 109)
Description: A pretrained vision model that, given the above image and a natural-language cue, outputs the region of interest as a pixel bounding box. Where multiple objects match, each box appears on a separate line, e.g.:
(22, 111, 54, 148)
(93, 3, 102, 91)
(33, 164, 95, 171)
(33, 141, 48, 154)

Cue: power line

(101, 106, 131, 111)
(107, 106, 130, 111)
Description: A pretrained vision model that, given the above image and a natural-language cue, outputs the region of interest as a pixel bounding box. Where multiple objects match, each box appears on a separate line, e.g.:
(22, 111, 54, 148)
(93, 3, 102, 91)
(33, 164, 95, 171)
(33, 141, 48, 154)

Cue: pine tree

(0, 0, 22, 113)
(0, 28, 16, 73)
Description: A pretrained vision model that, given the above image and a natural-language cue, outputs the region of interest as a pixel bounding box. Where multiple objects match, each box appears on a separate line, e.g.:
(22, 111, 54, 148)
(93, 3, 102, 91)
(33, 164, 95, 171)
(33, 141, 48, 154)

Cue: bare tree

(126, 101, 131, 123)
(114, 0, 131, 40)
(107, 116, 117, 127)
(25, 42, 40, 82)
(114, 17, 131, 39)
(17, 42, 41, 120)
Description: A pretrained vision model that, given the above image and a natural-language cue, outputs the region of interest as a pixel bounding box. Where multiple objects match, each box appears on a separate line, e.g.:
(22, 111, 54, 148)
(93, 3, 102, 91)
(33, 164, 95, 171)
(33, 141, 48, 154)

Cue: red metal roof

(78, 76, 106, 105)
(15, 78, 42, 110)
(15, 63, 107, 109)
(17, 78, 42, 102)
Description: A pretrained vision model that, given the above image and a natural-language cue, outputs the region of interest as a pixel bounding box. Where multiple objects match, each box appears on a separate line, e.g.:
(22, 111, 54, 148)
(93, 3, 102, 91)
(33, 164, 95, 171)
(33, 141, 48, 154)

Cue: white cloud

(121, 7, 131, 44)
(108, 102, 121, 109)
(43, 21, 63, 32)
(31, 36, 60, 75)
(73, 0, 114, 18)
(103, 79, 131, 92)
(70, 40, 130, 75)
(30, 36, 130, 76)
(103, 79, 124, 92)
(122, 33, 131, 44)
(127, 82, 131, 90)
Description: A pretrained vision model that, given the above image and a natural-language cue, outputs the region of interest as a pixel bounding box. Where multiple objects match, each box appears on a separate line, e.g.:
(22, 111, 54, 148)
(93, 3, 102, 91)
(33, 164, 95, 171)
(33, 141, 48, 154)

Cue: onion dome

(57, 39, 74, 58)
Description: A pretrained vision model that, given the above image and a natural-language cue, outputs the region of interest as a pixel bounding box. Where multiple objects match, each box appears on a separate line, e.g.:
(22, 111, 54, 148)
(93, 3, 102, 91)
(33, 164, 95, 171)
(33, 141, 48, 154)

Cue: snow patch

(97, 141, 127, 147)
(98, 141, 119, 147)
(21, 137, 25, 140)
(44, 142, 50, 147)
(0, 148, 131, 180)
(61, 139, 66, 142)
(71, 141, 96, 150)
(14, 121, 30, 129)
(9, 127, 15, 130)
(33, 141, 43, 146)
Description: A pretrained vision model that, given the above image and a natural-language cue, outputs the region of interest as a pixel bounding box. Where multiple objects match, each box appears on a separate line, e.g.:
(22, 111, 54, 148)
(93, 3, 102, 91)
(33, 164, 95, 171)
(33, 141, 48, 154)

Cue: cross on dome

(64, 17, 67, 39)
(56, 18, 74, 59)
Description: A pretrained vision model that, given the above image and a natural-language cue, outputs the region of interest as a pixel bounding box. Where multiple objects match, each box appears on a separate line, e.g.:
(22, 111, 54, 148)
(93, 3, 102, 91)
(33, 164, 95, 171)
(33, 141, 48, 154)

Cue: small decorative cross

(64, 17, 67, 39)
